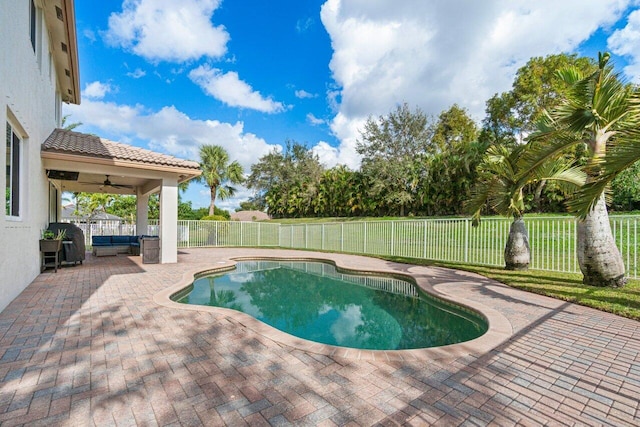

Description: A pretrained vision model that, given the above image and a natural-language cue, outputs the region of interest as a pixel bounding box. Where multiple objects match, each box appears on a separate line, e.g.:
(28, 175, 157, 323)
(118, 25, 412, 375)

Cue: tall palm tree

(526, 52, 640, 287)
(196, 145, 244, 216)
(466, 145, 583, 270)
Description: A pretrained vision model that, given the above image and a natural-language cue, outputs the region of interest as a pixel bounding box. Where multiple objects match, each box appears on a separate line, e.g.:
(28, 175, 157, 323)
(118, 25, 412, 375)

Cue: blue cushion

(111, 235, 130, 245)
(129, 235, 140, 244)
(129, 242, 140, 248)
(92, 236, 112, 246)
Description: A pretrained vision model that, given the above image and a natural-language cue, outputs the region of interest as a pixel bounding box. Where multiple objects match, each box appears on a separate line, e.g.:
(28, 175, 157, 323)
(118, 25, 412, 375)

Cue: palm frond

(521, 127, 581, 174)
(555, 67, 583, 86)
(566, 179, 610, 219)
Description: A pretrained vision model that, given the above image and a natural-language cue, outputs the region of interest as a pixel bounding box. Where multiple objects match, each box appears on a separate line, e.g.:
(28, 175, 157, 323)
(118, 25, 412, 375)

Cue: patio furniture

(94, 246, 119, 257)
(91, 235, 151, 256)
(141, 236, 160, 264)
(39, 239, 62, 272)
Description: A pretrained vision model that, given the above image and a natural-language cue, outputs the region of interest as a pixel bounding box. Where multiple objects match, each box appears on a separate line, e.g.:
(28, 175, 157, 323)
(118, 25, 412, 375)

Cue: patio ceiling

(41, 129, 201, 195)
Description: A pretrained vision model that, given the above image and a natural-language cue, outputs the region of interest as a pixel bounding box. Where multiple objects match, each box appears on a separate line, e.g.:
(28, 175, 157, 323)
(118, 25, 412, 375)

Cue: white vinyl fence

(65, 216, 639, 278)
(276, 216, 639, 279)
(63, 220, 160, 248)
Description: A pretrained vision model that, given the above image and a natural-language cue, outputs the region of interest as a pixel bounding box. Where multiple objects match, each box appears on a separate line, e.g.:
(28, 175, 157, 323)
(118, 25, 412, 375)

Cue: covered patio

(41, 129, 201, 263)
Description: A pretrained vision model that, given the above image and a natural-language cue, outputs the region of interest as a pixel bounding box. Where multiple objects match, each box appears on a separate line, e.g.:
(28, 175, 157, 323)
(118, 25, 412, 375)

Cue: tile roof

(42, 129, 200, 170)
(230, 210, 271, 221)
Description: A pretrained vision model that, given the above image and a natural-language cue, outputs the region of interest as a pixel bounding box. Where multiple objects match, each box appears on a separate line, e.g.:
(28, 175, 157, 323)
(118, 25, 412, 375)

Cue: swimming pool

(173, 260, 488, 350)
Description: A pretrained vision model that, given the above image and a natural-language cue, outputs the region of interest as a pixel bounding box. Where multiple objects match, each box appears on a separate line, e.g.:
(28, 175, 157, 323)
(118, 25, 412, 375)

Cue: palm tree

(526, 52, 640, 287)
(466, 145, 583, 270)
(196, 145, 244, 216)
(61, 114, 82, 131)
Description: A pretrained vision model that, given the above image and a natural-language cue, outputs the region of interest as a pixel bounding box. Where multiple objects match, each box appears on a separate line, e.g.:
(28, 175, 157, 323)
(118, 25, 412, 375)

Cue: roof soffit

(41, 0, 80, 104)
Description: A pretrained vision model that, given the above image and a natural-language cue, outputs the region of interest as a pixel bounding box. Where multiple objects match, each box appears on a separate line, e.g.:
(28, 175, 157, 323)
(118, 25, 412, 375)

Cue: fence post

(464, 218, 469, 263)
(423, 220, 427, 259)
(391, 221, 395, 255)
(363, 222, 367, 254)
(341, 223, 344, 252)
(322, 224, 325, 250)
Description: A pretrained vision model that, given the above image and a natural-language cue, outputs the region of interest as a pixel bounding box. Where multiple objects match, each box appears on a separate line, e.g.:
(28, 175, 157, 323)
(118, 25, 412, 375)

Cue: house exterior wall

(0, 1, 64, 312)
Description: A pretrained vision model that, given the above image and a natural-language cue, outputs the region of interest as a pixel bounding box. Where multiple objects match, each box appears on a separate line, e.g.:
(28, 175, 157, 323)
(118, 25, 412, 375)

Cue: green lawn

(180, 215, 640, 281)
(272, 215, 639, 278)
(383, 255, 640, 321)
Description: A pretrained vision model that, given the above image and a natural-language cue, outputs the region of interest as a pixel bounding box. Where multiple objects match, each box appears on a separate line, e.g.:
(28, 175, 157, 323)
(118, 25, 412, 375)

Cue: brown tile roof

(42, 129, 200, 170)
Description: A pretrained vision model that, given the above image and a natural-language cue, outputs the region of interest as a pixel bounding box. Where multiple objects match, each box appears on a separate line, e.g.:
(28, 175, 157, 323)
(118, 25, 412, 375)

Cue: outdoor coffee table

(93, 246, 118, 257)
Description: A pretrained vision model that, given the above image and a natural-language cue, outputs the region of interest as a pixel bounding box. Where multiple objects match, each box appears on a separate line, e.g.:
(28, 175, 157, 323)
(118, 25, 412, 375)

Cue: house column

(159, 177, 178, 263)
(136, 190, 149, 236)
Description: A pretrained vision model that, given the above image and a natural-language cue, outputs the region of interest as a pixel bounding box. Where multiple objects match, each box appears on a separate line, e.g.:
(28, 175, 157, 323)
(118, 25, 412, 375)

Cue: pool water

(174, 260, 488, 350)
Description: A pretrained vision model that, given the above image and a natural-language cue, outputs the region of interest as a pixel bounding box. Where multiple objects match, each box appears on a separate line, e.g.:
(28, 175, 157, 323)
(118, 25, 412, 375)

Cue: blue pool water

(174, 260, 488, 350)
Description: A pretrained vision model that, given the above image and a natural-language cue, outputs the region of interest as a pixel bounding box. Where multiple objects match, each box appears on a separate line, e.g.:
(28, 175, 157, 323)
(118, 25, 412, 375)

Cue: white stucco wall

(159, 178, 178, 264)
(0, 1, 63, 312)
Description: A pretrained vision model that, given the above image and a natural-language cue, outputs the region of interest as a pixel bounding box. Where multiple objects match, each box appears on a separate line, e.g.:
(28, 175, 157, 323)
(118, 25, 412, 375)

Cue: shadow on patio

(0, 248, 638, 425)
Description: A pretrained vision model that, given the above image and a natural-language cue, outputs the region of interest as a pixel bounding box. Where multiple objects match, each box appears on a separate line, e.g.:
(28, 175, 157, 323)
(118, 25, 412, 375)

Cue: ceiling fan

(80, 175, 135, 190)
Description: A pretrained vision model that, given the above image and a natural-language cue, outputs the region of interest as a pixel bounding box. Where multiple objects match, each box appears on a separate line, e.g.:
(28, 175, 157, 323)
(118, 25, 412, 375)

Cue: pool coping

(153, 253, 513, 361)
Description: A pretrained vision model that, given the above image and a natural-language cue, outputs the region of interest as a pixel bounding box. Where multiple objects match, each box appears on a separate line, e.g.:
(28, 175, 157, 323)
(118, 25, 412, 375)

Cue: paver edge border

(153, 250, 513, 361)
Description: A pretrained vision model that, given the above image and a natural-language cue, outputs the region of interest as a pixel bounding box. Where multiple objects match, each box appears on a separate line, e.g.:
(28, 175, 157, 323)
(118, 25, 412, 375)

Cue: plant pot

(39, 239, 62, 253)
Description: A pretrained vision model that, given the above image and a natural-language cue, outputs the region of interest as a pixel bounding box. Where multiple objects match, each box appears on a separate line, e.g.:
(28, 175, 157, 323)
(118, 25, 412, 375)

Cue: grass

(269, 215, 639, 278)
(381, 255, 640, 321)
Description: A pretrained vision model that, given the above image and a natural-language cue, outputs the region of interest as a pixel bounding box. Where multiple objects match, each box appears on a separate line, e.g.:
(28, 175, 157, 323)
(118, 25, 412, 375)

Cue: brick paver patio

(0, 248, 638, 426)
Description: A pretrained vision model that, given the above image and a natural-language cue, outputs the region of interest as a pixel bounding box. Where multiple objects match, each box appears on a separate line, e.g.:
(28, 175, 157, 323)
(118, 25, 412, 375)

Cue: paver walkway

(0, 248, 638, 426)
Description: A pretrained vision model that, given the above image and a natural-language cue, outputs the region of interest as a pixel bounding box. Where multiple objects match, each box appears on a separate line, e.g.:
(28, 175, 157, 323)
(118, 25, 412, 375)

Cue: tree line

(69, 51, 640, 288)
(246, 53, 640, 219)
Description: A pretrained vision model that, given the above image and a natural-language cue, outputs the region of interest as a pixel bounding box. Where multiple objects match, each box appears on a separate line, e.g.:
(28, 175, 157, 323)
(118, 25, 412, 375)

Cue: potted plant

(39, 229, 65, 252)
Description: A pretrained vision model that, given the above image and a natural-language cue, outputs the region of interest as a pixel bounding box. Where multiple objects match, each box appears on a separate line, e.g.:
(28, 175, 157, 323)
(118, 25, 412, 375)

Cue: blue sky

(64, 0, 640, 212)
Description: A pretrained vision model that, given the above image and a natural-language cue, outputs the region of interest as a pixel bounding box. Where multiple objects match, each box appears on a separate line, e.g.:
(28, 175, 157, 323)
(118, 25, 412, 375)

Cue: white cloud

(63, 99, 281, 210)
(189, 64, 285, 113)
(83, 81, 114, 99)
(104, 0, 229, 63)
(311, 141, 339, 167)
(296, 17, 314, 33)
(214, 186, 254, 211)
(127, 68, 146, 79)
(83, 29, 97, 43)
(295, 89, 317, 99)
(63, 99, 278, 172)
(319, 0, 633, 164)
(608, 9, 640, 83)
(306, 113, 325, 125)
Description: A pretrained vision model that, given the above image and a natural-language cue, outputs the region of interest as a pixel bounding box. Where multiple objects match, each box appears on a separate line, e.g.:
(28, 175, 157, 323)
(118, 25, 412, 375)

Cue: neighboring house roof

(43, 129, 201, 171)
(62, 205, 122, 221)
(231, 210, 271, 222)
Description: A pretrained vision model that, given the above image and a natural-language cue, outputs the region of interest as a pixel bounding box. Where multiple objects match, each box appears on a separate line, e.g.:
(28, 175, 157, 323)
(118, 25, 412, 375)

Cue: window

(55, 92, 61, 125)
(5, 122, 21, 218)
(30, 0, 36, 52)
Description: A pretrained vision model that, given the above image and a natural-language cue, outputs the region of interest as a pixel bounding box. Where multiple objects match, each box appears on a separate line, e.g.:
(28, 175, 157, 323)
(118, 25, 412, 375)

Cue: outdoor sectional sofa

(92, 235, 141, 256)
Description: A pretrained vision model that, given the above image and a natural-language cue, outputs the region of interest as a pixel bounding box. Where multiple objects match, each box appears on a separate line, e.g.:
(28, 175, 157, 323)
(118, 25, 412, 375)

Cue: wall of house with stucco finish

(0, 1, 63, 312)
